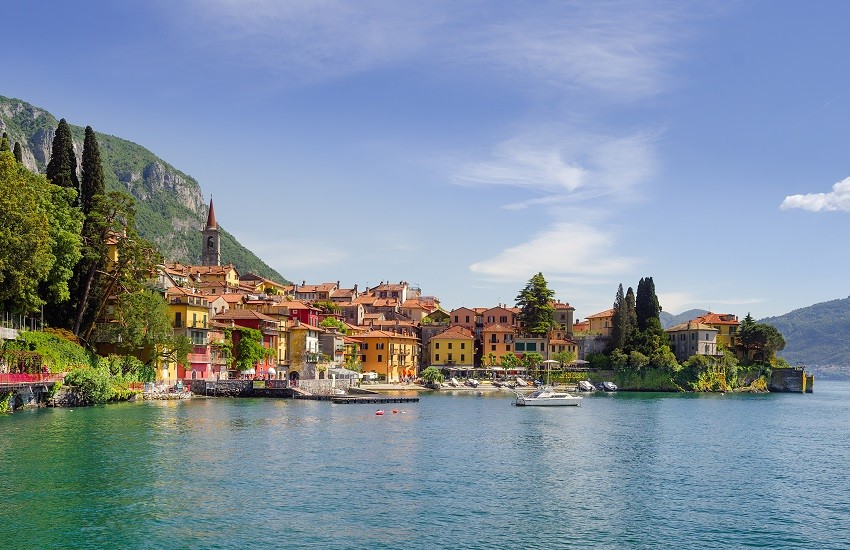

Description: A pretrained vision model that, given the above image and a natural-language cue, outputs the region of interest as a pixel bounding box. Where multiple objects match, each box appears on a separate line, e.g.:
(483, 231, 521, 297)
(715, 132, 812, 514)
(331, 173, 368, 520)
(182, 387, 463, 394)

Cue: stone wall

(190, 380, 253, 397)
(769, 367, 811, 393)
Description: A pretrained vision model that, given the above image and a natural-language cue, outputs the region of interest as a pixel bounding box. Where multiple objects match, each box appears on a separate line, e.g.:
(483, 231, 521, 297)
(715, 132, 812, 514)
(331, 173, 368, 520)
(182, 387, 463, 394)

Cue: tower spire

(206, 196, 217, 230)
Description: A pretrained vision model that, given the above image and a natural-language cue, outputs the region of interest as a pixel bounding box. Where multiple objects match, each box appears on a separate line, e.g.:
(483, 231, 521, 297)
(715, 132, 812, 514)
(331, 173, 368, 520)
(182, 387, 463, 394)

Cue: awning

(267, 367, 276, 375)
(328, 367, 360, 379)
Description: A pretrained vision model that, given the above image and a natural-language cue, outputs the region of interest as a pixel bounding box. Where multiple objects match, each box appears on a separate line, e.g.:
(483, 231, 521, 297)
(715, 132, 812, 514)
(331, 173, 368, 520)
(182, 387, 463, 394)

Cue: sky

(5, 1, 850, 321)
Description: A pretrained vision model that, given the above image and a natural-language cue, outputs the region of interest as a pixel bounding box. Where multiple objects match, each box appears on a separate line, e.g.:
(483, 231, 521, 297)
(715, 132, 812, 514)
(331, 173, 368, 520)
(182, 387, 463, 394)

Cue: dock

(291, 394, 420, 404)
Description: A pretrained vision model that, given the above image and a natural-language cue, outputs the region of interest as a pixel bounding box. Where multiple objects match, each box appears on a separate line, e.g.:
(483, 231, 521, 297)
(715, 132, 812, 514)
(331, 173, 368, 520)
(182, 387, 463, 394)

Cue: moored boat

(514, 387, 582, 406)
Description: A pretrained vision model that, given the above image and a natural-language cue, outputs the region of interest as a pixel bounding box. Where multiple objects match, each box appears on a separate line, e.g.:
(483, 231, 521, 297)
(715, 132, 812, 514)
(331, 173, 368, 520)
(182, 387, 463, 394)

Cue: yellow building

(358, 330, 419, 383)
(164, 287, 211, 383)
(691, 312, 740, 350)
(586, 308, 615, 337)
(430, 325, 475, 368)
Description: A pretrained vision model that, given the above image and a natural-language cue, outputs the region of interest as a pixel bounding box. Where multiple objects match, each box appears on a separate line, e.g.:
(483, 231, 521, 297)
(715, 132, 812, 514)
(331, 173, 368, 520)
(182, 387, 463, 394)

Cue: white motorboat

(515, 377, 529, 387)
(448, 377, 460, 387)
(602, 381, 618, 392)
(515, 387, 582, 407)
(577, 380, 596, 392)
(465, 378, 480, 388)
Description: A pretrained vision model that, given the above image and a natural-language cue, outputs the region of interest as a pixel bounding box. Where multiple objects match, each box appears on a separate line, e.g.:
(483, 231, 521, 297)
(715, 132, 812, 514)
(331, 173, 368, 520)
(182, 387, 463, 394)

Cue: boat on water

(514, 387, 582, 407)
(577, 380, 596, 392)
(602, 381, 618, 392)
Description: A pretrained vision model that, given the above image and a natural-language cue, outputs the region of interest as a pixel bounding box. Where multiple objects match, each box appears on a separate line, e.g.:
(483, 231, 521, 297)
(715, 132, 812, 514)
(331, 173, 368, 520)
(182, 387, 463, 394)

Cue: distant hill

(760, 296, 850, 376)
(660, 309, 709, 329)
(0, 95, 288, 283)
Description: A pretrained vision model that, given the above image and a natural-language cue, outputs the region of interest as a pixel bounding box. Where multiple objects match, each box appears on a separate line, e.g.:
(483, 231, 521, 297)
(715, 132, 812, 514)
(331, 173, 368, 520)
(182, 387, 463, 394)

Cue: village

(98, 198, 745, 388)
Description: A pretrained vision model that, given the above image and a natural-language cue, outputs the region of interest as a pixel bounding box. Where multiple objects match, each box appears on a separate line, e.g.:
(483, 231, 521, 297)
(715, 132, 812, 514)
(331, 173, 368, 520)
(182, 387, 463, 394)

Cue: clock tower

(201, 197, 220, 266)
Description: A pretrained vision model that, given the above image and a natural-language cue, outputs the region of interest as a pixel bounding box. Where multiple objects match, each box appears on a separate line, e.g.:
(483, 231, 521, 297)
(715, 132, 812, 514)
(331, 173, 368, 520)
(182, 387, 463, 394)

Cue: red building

(213, 309, 278, 378)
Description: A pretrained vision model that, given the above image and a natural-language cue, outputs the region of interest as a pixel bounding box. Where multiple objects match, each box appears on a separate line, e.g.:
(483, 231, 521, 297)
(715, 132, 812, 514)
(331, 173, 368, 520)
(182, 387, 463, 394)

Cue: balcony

(187, 352, 211, 364)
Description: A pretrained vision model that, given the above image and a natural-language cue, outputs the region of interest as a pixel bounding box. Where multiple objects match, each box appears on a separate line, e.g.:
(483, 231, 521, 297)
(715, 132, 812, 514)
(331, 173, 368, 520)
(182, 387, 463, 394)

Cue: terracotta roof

(356, 329, 418, 340)
(432, 326, 475, 339)
(549, 338, 577, 345)
(691, 313, 740, 326)
(572, 321, 590, 331)
(587, 308, 615, 319)
(666, 322, 718, 332)
(213, 309, 277, 322)
(552, 301, 574, 310)
(482, 323, 515, 332)
(296, 283, 337, 293)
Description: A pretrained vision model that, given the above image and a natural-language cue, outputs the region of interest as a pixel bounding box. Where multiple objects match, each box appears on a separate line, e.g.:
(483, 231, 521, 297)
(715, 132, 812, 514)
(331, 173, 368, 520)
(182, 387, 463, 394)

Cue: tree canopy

(516, 272, 556, 336)
(45, 118, 79, 194)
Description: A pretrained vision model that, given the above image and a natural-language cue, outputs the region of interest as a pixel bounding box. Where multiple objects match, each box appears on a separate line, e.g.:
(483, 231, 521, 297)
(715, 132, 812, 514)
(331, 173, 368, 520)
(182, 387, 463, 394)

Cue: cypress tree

(46, 118, 79, 194)
(0, 132, 9, 152)
(609, 284, 629, 352)
(80, 126, 104, 215)
(636, 277, 662, 332)
(625, 286, 638, 350)
(13, 142, 23, 164)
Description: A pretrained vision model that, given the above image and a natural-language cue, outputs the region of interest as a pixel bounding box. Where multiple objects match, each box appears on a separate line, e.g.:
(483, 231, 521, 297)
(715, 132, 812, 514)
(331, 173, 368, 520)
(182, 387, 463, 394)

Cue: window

(505, 345, 510, 351)
(490, 334, 497, 343)
(461, 343, 465, 349)
(461, 354, 465, 362)
(527, 343, 537, 352)
(377, 343, 385, 350)
(465, 316, 470, 323)
(491, 344, 496, 351)
(363, 343, 368, 350)
(500, 316, 507, 323)
(448, 354, 453, 361)
(175, 312, 182, 327)
(454, 315, 458, 322)
(448, 343, 453, 349)
(435, 354, 440, 361)
(515, 342, 525, 352)
(435, 342, 440, 349)
(378, 354, 383, 362)
(192, 313, 197, 327)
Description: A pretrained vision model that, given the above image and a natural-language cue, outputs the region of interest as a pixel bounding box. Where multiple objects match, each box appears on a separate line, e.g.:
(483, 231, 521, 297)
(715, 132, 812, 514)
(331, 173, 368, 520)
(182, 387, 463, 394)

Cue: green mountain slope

(660, 309, 709, 329)
(0, 95, 288, 283)
(760, 297, 850, 371)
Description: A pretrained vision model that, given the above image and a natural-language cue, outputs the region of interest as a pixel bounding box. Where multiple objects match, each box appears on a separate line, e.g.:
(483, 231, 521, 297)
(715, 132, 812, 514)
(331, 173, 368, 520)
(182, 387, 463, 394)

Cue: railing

(0, 373, 64, 384)
(187, 353, 211, 363)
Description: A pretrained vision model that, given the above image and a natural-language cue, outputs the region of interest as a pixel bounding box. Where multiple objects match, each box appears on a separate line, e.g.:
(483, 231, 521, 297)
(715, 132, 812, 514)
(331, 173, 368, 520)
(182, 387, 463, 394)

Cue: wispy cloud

(469, 222, 636, 282)
(780, 176, 850, 212)
(453, 128, 656, 209)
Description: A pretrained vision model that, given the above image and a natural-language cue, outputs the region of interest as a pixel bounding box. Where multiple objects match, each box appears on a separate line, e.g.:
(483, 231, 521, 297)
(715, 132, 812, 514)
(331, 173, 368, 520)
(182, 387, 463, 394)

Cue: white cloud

(780, 176, 850, 212)
(453, 128, 656, 209)
(469, 222, 636, 282)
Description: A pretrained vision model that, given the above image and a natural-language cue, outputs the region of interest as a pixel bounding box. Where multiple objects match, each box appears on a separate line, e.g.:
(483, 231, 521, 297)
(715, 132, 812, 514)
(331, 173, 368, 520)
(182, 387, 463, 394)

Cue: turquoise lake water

(2, 383, 849, 549)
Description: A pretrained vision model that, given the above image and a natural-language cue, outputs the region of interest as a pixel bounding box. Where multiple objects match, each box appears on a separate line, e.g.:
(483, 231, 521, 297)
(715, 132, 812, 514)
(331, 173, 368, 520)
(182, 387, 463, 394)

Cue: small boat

(465, 378, 480, 388)
(577, 380, 596, 392)
(515, 387, 582, 407)
(375, 410, 385, 415)
(492, 380, 504, 388)
(448, 377, 460, 387)
(515, 377, 528, 387)
(602, 381, 618, 392)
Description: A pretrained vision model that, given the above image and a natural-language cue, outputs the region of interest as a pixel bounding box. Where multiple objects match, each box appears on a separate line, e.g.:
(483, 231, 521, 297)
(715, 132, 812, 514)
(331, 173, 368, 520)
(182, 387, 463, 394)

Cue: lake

(2, 383, 849, 549)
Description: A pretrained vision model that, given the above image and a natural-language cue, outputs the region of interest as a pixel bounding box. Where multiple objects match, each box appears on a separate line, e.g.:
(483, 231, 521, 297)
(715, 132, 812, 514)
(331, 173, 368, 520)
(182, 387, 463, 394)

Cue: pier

(292, 395, 420, 404)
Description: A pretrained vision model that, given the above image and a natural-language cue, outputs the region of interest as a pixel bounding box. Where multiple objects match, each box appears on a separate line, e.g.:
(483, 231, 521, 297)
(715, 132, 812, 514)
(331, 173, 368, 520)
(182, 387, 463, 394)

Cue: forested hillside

(0, 95, 287, 283)
(761, 297, 850, 377)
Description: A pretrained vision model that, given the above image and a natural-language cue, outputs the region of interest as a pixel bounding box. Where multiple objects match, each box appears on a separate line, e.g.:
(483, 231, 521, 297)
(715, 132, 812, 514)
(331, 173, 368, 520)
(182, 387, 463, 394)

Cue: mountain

(0, 95, 288, 283)
(660, 309, 709, 329)
(760, 296, 850, 374)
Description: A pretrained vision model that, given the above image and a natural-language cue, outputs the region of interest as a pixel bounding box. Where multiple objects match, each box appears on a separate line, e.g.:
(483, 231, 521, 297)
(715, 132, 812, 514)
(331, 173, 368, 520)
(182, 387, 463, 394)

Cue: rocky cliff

(0, 95, 287, 283)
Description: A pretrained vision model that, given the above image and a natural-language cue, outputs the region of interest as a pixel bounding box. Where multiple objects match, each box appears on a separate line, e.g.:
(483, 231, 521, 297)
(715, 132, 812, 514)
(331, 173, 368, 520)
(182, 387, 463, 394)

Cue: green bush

(64, 366, 112, 404)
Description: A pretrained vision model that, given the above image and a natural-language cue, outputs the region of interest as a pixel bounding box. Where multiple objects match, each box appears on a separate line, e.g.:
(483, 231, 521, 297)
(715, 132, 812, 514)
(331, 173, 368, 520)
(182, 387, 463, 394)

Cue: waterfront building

(480, 323, 516, 367)
(553, 300, 575, 337)
(294, 282, 339, 302)
(449, 307, 480, 334)
(166, 286, 212, 382)
(213, 309, 279, 379)
(357, 329, 419, 383)
(429, 325, 475, 369)
(288, 321, 322, 381)
(690, 312, 740, 350)
(666, 321, 720, 362)
(586, 308, 615, 337)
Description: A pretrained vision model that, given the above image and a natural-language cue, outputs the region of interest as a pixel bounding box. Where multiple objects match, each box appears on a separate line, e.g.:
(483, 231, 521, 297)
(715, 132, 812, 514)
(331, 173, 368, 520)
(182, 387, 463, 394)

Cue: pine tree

(45, 118, 79, 195)
(13, 142, 23, 164)
(80, 126, 104, 215)
(515, 272, 556, 337)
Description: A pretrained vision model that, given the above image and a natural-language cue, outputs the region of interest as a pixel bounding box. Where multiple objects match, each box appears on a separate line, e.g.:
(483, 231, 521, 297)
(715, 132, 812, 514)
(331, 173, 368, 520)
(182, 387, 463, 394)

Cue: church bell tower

(201, 197, 221, 266)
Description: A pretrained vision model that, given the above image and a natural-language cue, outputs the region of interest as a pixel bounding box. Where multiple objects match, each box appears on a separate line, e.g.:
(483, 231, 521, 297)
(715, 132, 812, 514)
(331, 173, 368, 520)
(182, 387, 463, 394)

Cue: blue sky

(6, 1, 850, 320)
